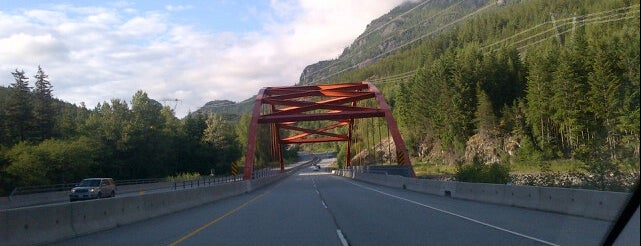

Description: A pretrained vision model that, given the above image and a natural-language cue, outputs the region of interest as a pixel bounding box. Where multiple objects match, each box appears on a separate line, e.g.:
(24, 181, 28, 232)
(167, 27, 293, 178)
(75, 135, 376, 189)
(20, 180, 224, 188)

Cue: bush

(455, 156, 511, 184)
(166, 172, 202, 182)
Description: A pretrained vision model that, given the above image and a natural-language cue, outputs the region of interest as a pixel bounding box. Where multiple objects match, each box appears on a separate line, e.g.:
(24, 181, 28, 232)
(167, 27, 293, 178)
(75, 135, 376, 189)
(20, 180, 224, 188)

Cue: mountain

(194, 0, 494, 115)
(192, 98, 255, 117)
(298, 0, 493, 85)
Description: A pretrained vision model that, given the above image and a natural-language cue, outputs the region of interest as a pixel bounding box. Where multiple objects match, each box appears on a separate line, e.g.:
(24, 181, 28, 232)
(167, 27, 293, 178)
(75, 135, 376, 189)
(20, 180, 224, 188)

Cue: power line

(326, 4, 639, 86)
(359, 4, 639, 87)
(314, 2, 496, 84)
(304, 0, 469, 83)
(298, 2, 639, 93)
(482, 4, 640, 52)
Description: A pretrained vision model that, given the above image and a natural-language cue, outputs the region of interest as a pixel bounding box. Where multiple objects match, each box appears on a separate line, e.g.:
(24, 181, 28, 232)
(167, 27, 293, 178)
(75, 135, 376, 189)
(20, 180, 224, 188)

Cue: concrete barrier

(1, 203, 75, 246)
(454, 182, 507, 205)
(0, 157, 318, 246)
(0, 182, 175, 210)
(1, 181, 253, 246)
(335, 169, 632, 221)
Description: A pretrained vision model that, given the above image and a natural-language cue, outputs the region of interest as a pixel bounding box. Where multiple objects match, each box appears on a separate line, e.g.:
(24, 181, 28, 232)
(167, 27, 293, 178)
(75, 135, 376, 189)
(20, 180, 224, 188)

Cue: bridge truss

(243, 82, 414, 180)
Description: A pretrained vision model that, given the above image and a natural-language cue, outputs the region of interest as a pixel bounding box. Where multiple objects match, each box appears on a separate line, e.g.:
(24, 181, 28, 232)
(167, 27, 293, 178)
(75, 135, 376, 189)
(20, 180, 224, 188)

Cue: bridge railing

(337, 165, 414, 177)
(172, 175, 243, 190)
(9, 178, 166, 197)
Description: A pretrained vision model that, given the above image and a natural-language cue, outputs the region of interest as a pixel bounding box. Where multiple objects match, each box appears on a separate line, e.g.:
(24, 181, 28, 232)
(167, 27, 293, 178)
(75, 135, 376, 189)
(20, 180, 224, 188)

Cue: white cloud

(0, 1, 406, 117)
(0, 33, 69, 64)
(165, 5, 193, 12)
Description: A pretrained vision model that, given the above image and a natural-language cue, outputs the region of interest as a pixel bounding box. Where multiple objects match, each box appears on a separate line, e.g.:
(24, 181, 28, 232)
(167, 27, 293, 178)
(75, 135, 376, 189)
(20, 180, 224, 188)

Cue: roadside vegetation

(321, 0, 639, 191)
(0, 72, 295, 196)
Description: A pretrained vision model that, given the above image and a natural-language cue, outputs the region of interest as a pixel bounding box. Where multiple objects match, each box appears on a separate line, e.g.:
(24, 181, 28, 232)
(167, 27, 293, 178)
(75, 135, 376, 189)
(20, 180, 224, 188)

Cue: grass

(412, 162, 457, 177)
(412, 158, 588, 177)
(508, 159, 585, 174)
(166, 172, 202, 182)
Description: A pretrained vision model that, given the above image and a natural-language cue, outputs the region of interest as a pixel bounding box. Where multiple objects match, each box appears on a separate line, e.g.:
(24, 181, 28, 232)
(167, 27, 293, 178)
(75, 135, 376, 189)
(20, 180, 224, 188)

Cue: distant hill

(192, 98, 255, 117)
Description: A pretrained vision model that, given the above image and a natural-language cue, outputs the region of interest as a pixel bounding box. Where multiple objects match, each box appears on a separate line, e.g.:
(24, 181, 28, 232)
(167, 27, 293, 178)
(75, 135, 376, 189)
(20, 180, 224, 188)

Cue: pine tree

(550, 47, 589, 155)
(5, 69, 33, 143)
(475, 88, 497, 135)
(33, 66, 55, 141)
(525, 44, 559, 157)
(587, 38, 623, 157)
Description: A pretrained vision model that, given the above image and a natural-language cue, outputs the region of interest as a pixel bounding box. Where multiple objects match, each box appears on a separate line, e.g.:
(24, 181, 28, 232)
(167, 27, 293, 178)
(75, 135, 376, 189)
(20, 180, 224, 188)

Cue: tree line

(0, 68, 291, 195)
(322, 0, 639, 189)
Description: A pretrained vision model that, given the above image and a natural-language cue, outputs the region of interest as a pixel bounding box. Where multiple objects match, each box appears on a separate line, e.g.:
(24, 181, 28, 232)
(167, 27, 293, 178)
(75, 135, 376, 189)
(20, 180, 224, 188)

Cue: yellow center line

(167, 190, 271, 246)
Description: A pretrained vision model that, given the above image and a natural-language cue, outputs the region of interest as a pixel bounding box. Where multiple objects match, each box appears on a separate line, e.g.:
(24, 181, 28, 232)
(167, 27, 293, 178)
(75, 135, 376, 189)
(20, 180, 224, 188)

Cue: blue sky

(1, 0, 271, 32)
(0, 0, 406, 117)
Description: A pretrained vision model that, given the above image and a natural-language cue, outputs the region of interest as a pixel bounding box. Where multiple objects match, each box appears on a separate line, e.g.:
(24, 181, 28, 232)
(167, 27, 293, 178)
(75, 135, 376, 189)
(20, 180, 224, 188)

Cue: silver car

(69, 178, 116, 202)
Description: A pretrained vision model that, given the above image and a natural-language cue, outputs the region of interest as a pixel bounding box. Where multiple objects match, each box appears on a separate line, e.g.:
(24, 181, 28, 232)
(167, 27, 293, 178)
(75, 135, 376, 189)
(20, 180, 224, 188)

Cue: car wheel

(111, 190, 115, 197)
(97, 192, 102, 198)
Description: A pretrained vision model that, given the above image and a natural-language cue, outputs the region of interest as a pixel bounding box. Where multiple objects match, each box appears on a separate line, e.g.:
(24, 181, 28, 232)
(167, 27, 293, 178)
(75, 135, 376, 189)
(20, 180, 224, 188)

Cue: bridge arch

(243, 82, 414, 180)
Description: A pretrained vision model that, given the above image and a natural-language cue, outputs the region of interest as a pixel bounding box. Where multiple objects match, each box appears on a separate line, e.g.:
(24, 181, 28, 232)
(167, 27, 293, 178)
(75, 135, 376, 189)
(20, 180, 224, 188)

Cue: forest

(0, 68, 295, 195)
(320, 0, 639, 190)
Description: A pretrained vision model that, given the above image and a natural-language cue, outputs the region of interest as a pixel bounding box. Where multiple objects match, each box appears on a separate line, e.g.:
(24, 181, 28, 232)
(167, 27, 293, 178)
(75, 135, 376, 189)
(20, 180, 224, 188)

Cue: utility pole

(160, 98, 182, 111)
(550, 13, 563, 44)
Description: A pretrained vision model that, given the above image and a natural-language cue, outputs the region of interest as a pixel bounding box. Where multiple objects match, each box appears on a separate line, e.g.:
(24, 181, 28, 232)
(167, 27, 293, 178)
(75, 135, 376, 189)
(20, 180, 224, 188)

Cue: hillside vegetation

(309, 0, 639, 190)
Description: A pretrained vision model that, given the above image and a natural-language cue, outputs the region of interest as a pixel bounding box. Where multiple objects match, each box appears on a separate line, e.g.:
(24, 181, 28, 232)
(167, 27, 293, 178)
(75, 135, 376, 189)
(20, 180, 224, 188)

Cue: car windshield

(78, 180, 101, 187)
(0, 0, 638, 245)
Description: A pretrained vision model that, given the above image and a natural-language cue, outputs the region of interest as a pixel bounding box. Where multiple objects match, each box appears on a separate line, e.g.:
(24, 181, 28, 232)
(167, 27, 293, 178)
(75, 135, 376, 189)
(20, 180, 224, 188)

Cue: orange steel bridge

(243, 82, 415, 180)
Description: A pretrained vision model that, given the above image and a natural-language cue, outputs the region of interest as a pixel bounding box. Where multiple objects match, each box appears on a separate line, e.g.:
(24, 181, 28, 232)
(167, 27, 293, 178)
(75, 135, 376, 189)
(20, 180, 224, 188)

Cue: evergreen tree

(33, 66, 54, 141)
(5, 69, 33, 144)
(525, 44, 559, 157)
(587, 37, 623, 157)
(550, 48, 589, 154)
(474, 88, 497, 135)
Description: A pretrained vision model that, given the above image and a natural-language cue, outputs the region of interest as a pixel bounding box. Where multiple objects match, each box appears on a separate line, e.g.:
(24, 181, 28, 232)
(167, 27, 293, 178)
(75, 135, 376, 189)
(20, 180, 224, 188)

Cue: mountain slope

(298, 0, 492, 85)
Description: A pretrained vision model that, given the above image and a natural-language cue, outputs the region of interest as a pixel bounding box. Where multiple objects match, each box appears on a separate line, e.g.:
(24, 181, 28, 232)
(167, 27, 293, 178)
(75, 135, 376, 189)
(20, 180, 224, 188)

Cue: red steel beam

(367, 82, 415, 177)
(281, 137, 349, 144)
(243, 88, 265, 180)
(258, 110, 385, 123)
(244, 81, 414, 180)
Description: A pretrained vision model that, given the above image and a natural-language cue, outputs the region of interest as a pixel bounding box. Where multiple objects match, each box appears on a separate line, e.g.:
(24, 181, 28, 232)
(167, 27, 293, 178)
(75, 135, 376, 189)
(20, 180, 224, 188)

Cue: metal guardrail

(9, 183, 77, 197)
(8, 155, 324, 197)
(116, 178, 165, 186)
(173, 175, 243, 190)
(169, 157, 321, 190)
(10, 178, 166, 197)
(339, 165, 414, 177)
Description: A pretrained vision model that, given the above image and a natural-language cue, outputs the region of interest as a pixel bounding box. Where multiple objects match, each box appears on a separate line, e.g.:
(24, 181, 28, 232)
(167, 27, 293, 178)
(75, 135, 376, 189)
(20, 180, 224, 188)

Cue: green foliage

(574, 138, 624, 191)
(4, 69, 33, 144)
(4, 137, 103, 186)
(0, 82, 252, 194)
(455, 156, 511, 184)
(166, 172, 202, 182)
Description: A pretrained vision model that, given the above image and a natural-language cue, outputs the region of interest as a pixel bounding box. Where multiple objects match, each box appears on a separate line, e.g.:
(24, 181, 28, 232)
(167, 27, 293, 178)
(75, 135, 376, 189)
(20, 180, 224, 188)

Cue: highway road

(50, 159, 614, 246)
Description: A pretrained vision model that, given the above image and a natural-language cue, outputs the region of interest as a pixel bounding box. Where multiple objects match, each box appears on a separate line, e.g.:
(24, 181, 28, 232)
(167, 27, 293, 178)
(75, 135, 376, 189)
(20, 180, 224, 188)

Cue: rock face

(298, 0, 491, 85)
(351, 137, 398, 165)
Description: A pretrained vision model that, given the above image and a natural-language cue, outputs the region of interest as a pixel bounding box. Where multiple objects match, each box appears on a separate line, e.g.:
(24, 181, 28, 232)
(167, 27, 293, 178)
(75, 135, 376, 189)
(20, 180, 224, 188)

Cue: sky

(0, 0, 407, 117)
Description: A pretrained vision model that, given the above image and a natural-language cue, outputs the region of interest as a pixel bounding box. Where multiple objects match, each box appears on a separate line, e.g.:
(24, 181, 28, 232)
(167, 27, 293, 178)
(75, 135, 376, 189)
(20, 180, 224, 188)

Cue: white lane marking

(346, 181, 560, 246)
(322, 201, 328, 209)
(316, 190, 320, 195)
(336, 229, 349, 246)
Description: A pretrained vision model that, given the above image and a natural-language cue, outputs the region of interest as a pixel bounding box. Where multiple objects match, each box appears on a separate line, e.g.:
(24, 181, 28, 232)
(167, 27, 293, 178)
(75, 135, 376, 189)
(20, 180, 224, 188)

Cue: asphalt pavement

(50, 160, 614, 246)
